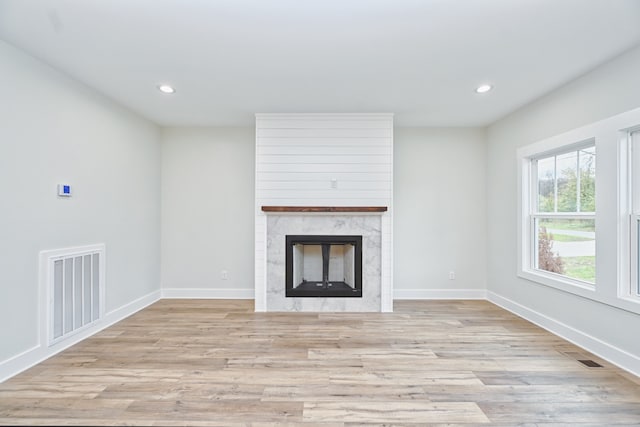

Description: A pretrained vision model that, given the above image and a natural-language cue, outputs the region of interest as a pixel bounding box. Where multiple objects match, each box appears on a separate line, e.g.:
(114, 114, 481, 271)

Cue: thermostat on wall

(57, 184, 72, 197)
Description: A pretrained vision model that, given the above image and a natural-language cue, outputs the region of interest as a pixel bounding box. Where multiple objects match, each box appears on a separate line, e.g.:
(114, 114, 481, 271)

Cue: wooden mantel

(261, 206, 387, 213)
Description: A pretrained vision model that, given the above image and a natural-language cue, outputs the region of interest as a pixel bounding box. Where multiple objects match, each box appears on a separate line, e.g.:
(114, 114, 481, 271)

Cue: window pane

(634, 133, 640, 296)
(556, 151, 578, 212)
(536, 218, 595, 283)
(632, 131, 640, 213)
(637, 217, 640, 296)
(579, 147, 596, 212)
(537, 157, 555, 212)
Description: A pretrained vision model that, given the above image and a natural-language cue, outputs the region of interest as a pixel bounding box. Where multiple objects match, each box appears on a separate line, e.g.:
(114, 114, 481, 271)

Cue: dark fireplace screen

(285, 235, 362, 297)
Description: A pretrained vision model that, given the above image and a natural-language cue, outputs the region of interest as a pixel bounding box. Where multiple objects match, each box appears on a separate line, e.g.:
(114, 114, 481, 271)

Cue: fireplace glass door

(285, 235, 362, 297)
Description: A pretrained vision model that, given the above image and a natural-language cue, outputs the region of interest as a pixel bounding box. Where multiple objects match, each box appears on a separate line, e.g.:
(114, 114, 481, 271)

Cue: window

(627, 130, 640, 298)
(530, 145, 596, 285)
(518, 106, 640, 313)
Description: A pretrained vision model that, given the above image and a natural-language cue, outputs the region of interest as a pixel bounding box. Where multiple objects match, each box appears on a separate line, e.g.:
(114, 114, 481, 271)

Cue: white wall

(160, 125, 486, 301)
(486, 45, 640, 372)
(254, 114, 393, 207)
(394, 128, 487, 298)
(0, 41, 161, 365)
(161, 127, 255, 297)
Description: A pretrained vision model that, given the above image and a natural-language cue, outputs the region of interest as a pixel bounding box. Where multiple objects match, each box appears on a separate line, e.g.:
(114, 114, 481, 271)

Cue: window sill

(518, 269, 640, 315)
(518, 269, 595, 297)
(615, 295, 640, 315)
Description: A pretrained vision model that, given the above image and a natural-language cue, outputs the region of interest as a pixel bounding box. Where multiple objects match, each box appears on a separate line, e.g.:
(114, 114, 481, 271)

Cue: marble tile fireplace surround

(254, 113, 394, 312)
(260, 206, 389, 312)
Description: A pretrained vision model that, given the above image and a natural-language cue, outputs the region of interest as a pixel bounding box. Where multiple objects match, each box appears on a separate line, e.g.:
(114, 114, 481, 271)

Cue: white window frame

(519, 140, 597, 294)
(619, 127, 640, 305)
(517, 106, 640, 315)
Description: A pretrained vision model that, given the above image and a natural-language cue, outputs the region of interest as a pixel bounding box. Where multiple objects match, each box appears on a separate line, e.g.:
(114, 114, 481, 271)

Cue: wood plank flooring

(1, 299, 639, 425)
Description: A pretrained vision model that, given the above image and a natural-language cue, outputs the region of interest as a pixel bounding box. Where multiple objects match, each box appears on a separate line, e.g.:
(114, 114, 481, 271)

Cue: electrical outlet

(221, 270, 228, 280)
(449, 271, 456, 280)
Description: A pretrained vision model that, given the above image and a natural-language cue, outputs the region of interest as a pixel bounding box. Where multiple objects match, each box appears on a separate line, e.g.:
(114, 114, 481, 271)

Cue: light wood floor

(1, 300, 640, 425)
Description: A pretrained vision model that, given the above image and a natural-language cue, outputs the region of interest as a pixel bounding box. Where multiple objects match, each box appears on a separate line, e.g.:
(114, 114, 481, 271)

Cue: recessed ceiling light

(158, 84, 175, 94)
(476, 84, 492, 94)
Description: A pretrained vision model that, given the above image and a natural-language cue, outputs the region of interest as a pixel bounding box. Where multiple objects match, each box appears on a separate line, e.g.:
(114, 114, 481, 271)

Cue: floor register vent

(578, 359, 604, 368)
(40, 244, 105, 345)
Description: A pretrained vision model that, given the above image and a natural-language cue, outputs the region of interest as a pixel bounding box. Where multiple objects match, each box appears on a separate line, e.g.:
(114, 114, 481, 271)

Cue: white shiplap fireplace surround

(254, 113, 393, 312)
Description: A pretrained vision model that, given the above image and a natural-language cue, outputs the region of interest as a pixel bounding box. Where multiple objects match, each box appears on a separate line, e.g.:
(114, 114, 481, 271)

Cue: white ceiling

(1, 0, 639, 127)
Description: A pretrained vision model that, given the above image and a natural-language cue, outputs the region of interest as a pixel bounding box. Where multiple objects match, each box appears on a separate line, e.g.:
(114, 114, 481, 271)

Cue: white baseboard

(487, 291, 640, 377)
(161, 288, 254, 299)
(394, 288, 487, 300)
(0, 290, 161, 383)
(104, 289, 161, 322)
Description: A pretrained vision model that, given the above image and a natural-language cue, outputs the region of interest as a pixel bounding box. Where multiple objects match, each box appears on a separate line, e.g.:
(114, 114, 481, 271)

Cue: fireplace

(261, 212, 387, 311)
(286, 235, 362, 297)
(255, 113, 393, 312)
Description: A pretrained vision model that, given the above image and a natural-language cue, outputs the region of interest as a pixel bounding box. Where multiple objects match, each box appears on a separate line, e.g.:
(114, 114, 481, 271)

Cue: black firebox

(285, 235, 362, 297)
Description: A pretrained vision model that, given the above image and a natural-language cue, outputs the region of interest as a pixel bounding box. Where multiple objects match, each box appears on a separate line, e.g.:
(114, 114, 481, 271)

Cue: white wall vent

(40, 244, 105, 346)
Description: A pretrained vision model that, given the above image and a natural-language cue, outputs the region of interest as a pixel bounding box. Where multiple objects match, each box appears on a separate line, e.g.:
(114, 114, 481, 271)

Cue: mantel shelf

(261, 206, 387, 213)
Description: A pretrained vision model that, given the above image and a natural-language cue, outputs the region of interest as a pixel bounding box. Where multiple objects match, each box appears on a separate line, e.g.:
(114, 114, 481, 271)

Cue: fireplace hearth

(286, 235, 362, 297)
